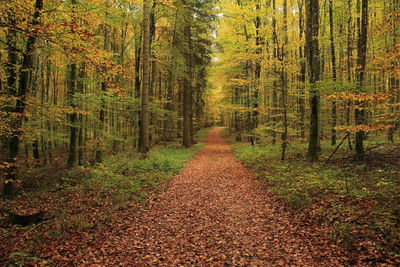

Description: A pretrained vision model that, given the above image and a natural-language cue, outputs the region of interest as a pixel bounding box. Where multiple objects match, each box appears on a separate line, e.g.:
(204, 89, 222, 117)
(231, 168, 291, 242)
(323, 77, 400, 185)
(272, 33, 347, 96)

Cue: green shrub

(68, 135, 203, 205)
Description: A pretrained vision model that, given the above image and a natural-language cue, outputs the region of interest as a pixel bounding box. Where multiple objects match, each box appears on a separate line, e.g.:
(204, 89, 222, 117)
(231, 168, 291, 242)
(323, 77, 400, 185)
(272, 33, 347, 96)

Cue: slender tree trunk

(271, 0, 278, 145)
(67, 0, 79, 167)
(183, 22, 193, 148)
(33, 55, 43, 163)
(95, 21, 109, 163)
(281, 0, 289, 161)
(355, 0, 368, 161)
(183, 78, 192, 148)
(298, 0, 306, 142)
(306, 0, 321, 161)
(346, 0, 353, 150)
(77, 64, 85, 166)
(189, 83, 194, 145)
(67, 63, 78, 167)
(251, 3, 262, 145)
(140, 0, 151, 155)
(164, 70, 174, 141)
(32, 140, 40, 160)
(4, 0, 43, 198)
(234, 85, 242, 141)
(149, 1, 157, 145)
(163, 9, 179, 142)
(134, 36, 142, 149)
(329, 0, 337, 145)
(387, 0, 398, 142)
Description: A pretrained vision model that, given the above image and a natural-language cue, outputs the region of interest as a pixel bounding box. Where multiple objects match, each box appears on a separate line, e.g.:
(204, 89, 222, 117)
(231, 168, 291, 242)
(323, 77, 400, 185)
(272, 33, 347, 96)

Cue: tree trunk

(140, 0, 151, 155)
(355, 0, 368, 161)
(346, 0, 353, 150)
(67, 63, 78, 167)
(329, 0, 337, 145)
(3, 0, 43, 198)
(182, 22, 193, 148)
(271, 0, 278, 145)
(77, 64, 85, 166)
(183, 77, 192, 148)
(251, 3, 262, 145)
(67, 0, 79, 168)
(306, 0, 321, 161)
(298, 0, 306, 142)
(134, 36, 142, 149)
(281, 0, 289, 161)
(95, 21, 110, 163)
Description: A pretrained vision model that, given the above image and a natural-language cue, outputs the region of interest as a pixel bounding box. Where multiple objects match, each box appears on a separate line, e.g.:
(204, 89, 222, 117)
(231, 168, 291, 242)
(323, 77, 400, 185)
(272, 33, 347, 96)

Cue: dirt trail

(77, 127, 346, 265)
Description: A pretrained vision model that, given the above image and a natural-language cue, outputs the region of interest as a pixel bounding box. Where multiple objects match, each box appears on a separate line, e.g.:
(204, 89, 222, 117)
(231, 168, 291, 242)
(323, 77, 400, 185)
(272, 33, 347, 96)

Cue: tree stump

(7, 209, 44, 226)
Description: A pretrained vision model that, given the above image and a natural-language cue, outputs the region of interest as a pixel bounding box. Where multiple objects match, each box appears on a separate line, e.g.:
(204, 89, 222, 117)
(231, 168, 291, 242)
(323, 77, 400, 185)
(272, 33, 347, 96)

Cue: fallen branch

(23, 218, 55, 236)
(325, 132, 351, 165)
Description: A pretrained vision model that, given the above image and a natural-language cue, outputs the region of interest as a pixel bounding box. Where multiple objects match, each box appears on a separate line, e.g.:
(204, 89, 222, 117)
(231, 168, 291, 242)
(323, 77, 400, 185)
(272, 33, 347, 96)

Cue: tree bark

(355, 0, 368, 161)
(251, 3, 262, 145)
(140, 0, 151, 155)
(3, 0, 43, 198)
(329, 0, 337, 145)
(67, 0, 79, 168)
(95, 19, 110, 163)
(346, 0, 353, 150)
(182, 22, 193, 148)
(134, 35, 142, 149)
(306, 0, 321, 161)
(67, 63, 78, 167)
(271, 0, 278, 145)
(281, 0, 289, 161)
(298, 0, 306, 142)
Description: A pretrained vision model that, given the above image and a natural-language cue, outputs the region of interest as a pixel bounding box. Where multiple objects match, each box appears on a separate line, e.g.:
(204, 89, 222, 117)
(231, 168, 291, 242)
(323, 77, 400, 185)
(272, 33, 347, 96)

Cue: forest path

(79, 127, 346, 265)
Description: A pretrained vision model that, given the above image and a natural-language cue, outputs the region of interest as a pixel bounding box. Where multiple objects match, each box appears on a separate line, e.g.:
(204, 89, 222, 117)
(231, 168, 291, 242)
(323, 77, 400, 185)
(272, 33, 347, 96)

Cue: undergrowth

(232, 140, 400, 263)
(80, 146, 198, 202)
(0, 128, 211, 265)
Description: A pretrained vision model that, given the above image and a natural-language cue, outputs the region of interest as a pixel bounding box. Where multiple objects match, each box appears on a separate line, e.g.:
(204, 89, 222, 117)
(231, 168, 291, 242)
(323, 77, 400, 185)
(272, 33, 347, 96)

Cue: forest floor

(46, 127, 348, 265)
(7, 128, 400, 265)
(231, 131, 400, 266)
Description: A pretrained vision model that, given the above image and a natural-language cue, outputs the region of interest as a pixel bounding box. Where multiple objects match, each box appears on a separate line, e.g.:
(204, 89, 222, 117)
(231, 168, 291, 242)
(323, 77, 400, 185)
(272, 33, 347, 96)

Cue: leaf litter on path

(40, 127, 348, 265)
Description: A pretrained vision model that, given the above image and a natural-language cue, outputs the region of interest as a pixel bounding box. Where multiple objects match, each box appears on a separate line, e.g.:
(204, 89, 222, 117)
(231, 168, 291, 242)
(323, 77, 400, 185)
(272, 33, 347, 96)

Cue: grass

(77, 145, 199, 204)
(231, 137, 400, 262)
(196, 127, 212, 140)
